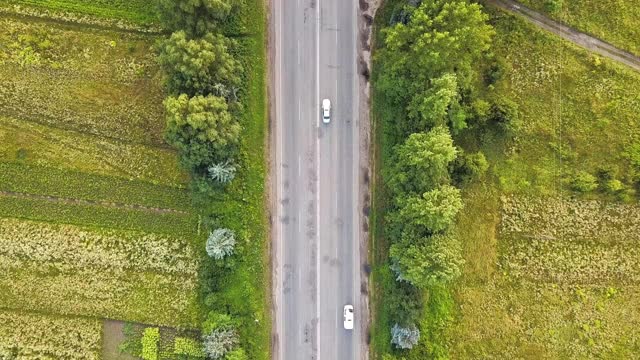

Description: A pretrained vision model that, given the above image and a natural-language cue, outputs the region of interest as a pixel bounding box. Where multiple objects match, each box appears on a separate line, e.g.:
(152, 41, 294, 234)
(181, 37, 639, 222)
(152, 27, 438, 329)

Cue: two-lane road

(272, 0, 362, 359)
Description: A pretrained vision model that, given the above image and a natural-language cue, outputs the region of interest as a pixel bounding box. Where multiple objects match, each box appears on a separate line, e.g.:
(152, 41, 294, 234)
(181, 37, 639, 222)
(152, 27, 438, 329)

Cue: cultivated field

(0, 2, 205, 358)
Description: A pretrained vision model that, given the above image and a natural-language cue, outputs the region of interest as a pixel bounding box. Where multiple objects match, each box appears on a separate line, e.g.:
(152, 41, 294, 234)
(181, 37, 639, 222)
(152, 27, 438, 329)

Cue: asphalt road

(272, 0, 362, 359)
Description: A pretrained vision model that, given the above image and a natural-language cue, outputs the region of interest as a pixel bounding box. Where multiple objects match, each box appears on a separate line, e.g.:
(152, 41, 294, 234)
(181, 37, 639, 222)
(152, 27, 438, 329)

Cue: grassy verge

(200, 0, 271, 356)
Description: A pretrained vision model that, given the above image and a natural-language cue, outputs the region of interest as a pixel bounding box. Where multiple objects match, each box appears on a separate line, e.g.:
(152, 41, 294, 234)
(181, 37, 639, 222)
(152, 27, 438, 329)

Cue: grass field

(370, 2, 640, 359)
(518, 0, 640, 57)
(449, 11, 640, 359)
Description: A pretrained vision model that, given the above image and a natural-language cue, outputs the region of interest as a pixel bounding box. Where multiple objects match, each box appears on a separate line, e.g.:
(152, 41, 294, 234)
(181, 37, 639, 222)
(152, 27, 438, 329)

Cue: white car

(343, 305, 354, 330)
(322, 99, 331, 124)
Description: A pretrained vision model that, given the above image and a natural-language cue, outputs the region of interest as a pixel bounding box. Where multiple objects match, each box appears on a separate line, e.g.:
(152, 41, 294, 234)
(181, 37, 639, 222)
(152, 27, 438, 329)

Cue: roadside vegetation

(0, 0, 268, 358)
(371, 0, 640, 359)
(517, 0, 640, 57)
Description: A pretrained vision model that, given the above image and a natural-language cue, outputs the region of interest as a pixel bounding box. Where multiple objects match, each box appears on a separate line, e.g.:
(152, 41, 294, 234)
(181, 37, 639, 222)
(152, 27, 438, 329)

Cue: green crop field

(4, 0, 158, 27)
(518, 0, 640, 57)
(370, 2, 640, 359)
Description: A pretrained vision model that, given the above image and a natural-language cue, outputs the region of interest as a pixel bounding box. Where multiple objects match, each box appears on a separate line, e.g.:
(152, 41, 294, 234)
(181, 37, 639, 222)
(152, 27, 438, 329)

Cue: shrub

(157, 31, 241, 96)
(453, 151, 489, 184)
(202, 328, 239, 359)
(571, 171, 598, 193)
(544, 0, 563, 13)
(141, 327, 160, 360)
(489, 96, 521, 132)
(386, 280, 424, 326)
(174, 337, 206, 358)
(206, 229, 236, 259)
(208, 161, 237, 184)
(390, 323, 420, 349)
(225, 348, 248, 360)
(605, 179, 624, 194)
(202, 312, 235, 334)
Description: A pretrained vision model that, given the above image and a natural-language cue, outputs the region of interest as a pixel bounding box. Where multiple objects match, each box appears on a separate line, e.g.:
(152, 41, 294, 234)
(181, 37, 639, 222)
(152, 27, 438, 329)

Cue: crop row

(0, 309, 101, 359)
(0, 218, 199, 275)
(0, 194, 198, 238)
(0, 16, 166, 145)
(0, 115, 187, 187)
(0, 162, 193, 211)
(501, 196, 640, 245)
(0, 267, 200, 327)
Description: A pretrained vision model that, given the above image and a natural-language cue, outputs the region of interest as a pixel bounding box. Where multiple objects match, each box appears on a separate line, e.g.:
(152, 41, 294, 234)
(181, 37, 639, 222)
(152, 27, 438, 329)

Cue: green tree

(390, 233, 464, 288)
(395, 185, 463, 234)
(157, 0, 237, 36)
(157, 31, 241, 96)
(164, 94, 240, 169)
(377, 0, 494, 135)
(406, 73, 458, 130)
(386, 126, 458, 196)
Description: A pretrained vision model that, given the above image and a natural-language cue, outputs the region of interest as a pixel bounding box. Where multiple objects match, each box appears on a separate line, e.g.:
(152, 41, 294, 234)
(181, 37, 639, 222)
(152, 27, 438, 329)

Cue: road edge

(266, 0, 280, 358)
(356, 0, 381, 359)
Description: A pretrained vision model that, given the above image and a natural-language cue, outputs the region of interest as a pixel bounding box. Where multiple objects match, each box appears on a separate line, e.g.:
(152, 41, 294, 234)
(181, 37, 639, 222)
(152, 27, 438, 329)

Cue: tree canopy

(386, 126, 457, 196)
(395, 185, 463, 234)
(390, 233, 464, 288)
(157, 31, 241, 96)
(157, 0, 237, 36)
(164, 94, 240, 169)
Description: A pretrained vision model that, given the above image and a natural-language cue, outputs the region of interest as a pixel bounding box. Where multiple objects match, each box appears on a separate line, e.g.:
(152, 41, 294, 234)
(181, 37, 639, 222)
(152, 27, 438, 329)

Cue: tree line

(149, 0, 249, 359)
(374, 0, 518, 356)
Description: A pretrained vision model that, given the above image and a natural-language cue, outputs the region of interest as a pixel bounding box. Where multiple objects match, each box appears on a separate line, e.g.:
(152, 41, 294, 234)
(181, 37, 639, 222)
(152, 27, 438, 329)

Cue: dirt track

(486, 0, 640, 72)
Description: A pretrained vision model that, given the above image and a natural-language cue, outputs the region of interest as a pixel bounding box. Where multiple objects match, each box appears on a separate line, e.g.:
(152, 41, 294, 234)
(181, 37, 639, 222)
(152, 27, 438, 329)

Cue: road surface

(272, 0, 362, 359)
(487, 0, 640, 72)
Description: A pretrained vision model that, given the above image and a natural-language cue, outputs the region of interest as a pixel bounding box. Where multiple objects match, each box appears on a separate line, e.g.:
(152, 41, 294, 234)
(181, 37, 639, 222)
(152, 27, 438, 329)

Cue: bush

(544, 0, 564, 13)
(206, 229, 236, 260)
(453, 151, 489, 184)
(208, 161, 237, 184)
(571, 171, 598, 193)
(386, 280, 423, 327)
(141, 327, 160, 360)
(203, 328, 239, 359)
(489, 96, 521, 133)
(174, 337, 206, 358)
(225, 348, 248, 360)
(390, 323, 420, 349)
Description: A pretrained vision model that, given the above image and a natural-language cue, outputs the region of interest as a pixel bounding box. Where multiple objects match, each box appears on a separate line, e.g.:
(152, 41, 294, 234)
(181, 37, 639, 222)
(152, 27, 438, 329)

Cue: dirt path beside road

(486, 0, 640, 72)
